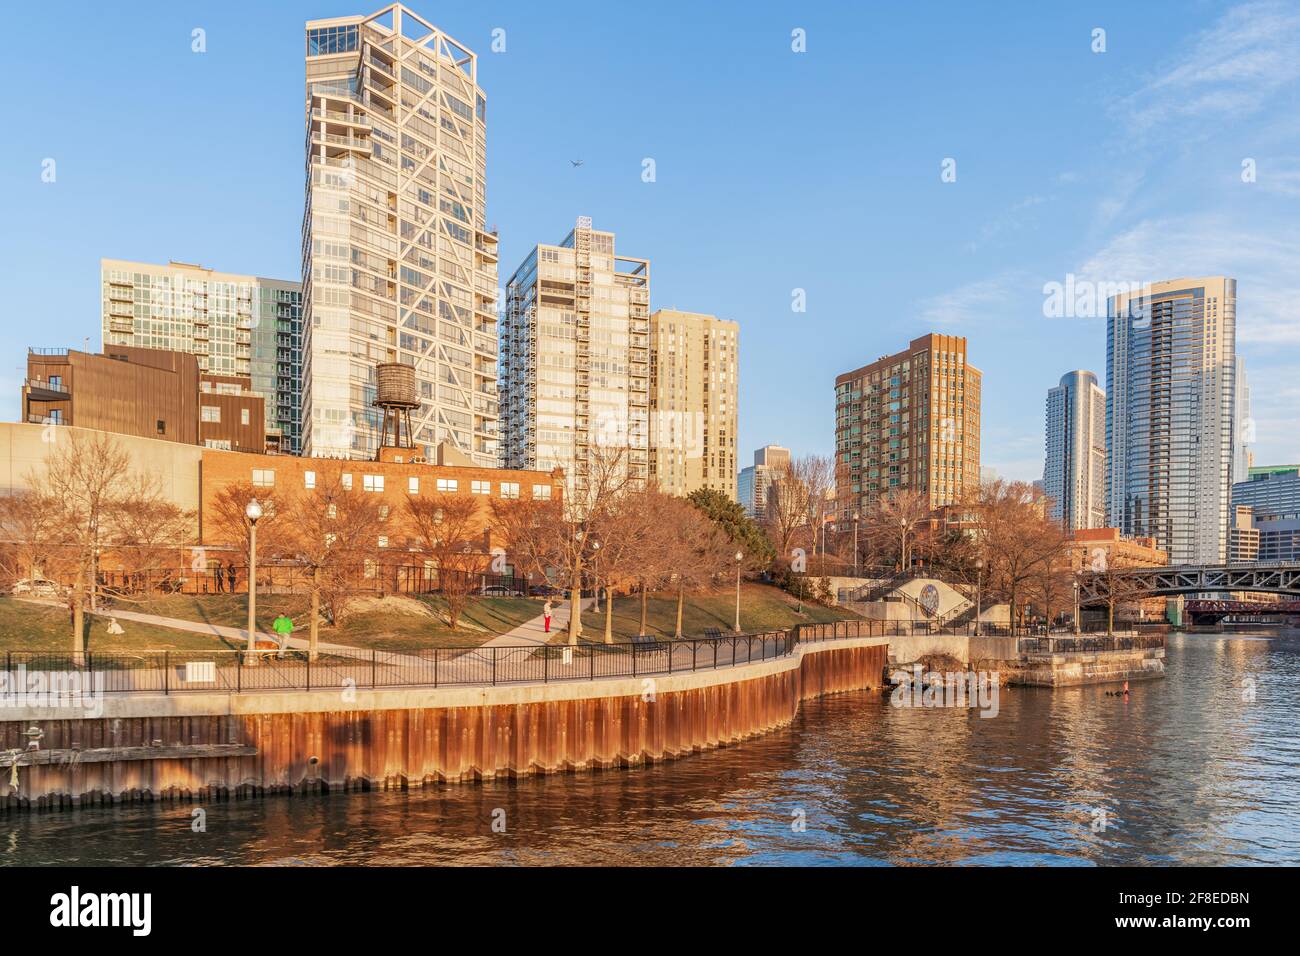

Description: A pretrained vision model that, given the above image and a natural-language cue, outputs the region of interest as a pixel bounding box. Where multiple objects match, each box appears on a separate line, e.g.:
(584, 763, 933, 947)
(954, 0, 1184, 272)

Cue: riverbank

(0, 633, 887, 811)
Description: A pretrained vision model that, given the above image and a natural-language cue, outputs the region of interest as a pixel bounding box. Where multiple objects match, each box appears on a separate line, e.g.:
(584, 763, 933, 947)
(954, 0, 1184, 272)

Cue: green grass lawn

(2, 592, 544, 652)
(555, 582, 859, 644)
(0, 598, 241, 654)
(326, 596, 540, 650)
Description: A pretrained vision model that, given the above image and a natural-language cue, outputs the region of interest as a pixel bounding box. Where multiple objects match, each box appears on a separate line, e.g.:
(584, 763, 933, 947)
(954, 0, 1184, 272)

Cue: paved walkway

(87, 606, 369, 659)
(478, 596, 596, 649)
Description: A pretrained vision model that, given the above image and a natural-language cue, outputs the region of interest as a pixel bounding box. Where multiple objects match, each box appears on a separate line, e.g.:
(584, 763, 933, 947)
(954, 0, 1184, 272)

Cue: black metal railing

(0, 618, 1167, 700)
(1017, 634, 1168, 654)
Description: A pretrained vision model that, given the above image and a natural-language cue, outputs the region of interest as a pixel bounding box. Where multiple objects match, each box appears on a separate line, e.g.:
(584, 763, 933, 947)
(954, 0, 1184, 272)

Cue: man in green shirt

(271, 613, 294, 658)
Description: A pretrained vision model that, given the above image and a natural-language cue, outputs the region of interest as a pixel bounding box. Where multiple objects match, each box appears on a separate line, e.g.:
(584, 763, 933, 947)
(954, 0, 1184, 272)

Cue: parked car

(10, 578, 69, 599)
(528, 584, 564, 598)
(480, 584, 523, 597)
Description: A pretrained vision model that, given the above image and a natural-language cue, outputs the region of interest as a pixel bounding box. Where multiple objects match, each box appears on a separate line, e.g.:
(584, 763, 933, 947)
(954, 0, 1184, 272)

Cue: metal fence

(1, 630, 812, 696)
(91, 565, 530, 598)
(1016, 634, 1168, 655)
(0, 617, 1168, 700)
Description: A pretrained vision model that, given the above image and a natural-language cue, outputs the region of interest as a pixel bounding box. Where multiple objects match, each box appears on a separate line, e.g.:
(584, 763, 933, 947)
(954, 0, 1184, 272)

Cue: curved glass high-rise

(1106, 277, 1236, 565)
(1044, 370, 1106, 530)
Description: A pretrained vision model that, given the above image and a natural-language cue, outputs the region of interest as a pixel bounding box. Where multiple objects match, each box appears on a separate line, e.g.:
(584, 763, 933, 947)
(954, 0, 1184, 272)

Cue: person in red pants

(543, 599, 553, 634)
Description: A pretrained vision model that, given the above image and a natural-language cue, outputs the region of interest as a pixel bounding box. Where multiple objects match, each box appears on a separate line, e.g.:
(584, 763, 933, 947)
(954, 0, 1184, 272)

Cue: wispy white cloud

(914, 271, 1029, 327)
(1115, 0, 1300, 134)
(966, 195, 1048, 253)
(1075, 215, 1300, 344)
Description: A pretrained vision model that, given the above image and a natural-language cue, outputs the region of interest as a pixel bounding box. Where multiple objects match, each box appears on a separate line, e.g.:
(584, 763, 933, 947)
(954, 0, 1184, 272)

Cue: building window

(378, 504, 389, 521)
(327, 504, 337, 519)
(378, 535, 389, 549)
(436, 478, 458, 493)
(252, 469, 275, 488)
(363, 474, 384, 493)
(532, 484, 552, 500)
(471, 480, 490, 495)
(304, 471, 316, 489)
(241, 408, 251, 426)
(341, 473, 353, 490)
(201, 406, 221, 423)
(500, 482, 520, 499)
(408, 476, 419, 495)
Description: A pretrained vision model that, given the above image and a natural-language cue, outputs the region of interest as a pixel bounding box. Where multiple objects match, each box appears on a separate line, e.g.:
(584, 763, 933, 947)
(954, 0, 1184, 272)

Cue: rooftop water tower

(373, 362, 418, 457)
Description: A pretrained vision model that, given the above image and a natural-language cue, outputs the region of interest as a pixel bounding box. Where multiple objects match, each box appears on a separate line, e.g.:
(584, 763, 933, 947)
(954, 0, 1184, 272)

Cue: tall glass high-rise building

(101, 259, 303, 454)
(1106, 277, 1236, 564)
(1043, 370, 1106, 530)
(302, 4, 499, 463)
(500, 218, 650, 493)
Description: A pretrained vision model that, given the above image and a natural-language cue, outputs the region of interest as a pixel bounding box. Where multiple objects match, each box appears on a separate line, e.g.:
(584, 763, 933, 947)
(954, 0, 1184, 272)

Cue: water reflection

(5, 631, 1298, 866)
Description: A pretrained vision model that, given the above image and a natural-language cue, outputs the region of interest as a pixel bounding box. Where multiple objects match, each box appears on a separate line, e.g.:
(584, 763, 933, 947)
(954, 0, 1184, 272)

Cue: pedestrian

(226, 561, 238, 593)
(271, 612, 294, 658)
(214, 562, 224, 593)
(543, 599, 553, 634)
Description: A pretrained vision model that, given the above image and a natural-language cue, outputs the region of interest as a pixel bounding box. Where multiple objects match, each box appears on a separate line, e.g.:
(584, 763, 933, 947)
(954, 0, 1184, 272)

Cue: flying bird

(570, 159, 584, 168)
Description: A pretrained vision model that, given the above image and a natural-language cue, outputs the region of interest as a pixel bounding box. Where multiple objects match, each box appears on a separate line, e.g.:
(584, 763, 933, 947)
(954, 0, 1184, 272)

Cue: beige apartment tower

(500, 218, 650, 493)
(648, 309, 739, 498)
(834, 333, 981, 519)
(302, 4, 499, 464)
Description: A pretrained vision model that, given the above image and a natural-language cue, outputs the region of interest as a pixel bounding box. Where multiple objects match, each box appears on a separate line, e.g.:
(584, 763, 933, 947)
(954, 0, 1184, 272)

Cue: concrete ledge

(0, 637, 887, 722)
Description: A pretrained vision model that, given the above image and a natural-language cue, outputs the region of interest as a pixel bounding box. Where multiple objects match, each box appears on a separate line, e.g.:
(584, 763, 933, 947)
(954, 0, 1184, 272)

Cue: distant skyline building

(648, 309, 739, 499)
(500, 217, 650, 493)
(101, 259, 302, 454)
(737, 444, 790, 519)
(834, 333, 981, 519)
(1231, 468, 1300, 563)
(1106, 276, 1236, 564)
(301, 4, 499, 463)
(1233, 356, 1253, 486)
(1043, 369, 1106, 531)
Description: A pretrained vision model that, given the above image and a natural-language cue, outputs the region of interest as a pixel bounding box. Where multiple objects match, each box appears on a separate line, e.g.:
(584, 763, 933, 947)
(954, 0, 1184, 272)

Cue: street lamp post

(591, 539, 601, 612)
(852, 511, 860, 577)
(245, 499, 263, 660)
(974, 557, 984, 637)
(734, 551, 744, 633)
(900, 518, 909, 572)
(1073, 577, 1081, 636)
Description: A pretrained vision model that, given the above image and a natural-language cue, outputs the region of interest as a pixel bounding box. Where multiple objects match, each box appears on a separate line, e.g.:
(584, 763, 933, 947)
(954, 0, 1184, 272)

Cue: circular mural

(919, 584, 941, 616)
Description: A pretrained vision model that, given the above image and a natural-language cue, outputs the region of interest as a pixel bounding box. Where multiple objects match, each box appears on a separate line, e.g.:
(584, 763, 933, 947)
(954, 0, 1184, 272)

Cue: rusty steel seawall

(1, 639, 887, 811)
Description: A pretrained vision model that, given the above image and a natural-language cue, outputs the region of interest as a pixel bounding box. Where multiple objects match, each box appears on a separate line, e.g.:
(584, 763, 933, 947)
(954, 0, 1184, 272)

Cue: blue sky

(3, 0, 1298, 479)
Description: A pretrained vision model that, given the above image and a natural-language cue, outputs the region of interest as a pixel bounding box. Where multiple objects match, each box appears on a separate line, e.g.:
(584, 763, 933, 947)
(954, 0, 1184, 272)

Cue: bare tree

(765, 456, 812, 563)
(109, 472, 196, 594)
(0, 489, 60, 587)
(869, 488, 933, 572)
(660, 495, 732, 638)
(405, 492, 483, 631)
(492, 445, 631, 644)
(966, 480, 1066, 634)
(34, 432, 135, 661)
(208, 480, 288, 579)
(283, 465, 383, 660)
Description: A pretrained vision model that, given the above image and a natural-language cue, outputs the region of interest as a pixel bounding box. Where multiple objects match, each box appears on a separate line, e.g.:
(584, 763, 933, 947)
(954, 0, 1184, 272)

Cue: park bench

(629, 633, 665, 651)
(701, 627, 724, 641)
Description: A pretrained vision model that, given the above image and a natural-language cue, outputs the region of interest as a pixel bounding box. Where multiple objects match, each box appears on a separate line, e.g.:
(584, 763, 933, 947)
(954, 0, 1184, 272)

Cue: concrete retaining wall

(0, 638, 888, 811)
(1003, 648, 1165, 687)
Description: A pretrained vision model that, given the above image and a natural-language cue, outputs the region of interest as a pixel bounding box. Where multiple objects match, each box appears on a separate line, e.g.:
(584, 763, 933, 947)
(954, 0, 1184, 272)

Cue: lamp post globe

(245, 499, 263, 660)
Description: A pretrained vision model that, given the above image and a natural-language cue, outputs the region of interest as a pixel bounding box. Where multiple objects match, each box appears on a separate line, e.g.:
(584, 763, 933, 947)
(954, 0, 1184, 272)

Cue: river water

(5, 629, 1298, 866)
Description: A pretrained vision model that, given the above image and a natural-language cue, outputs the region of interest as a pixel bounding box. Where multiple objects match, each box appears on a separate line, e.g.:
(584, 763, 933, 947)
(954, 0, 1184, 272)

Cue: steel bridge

(1077, 564, 1300, 603)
